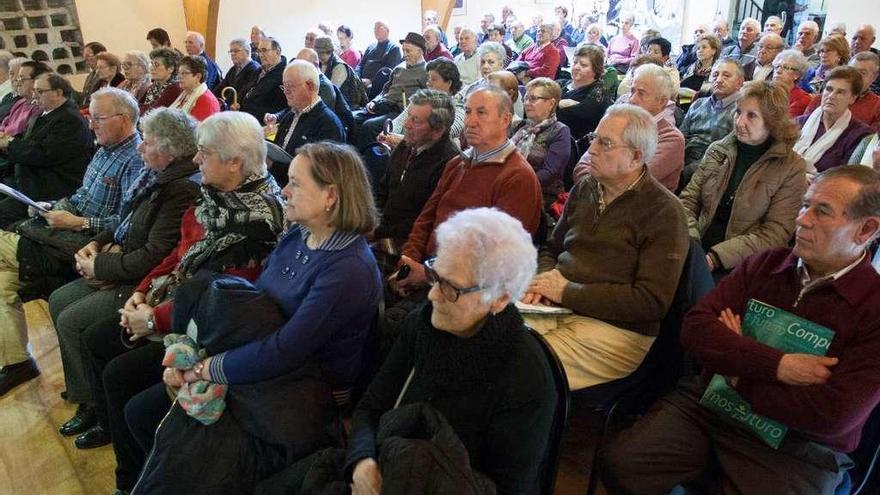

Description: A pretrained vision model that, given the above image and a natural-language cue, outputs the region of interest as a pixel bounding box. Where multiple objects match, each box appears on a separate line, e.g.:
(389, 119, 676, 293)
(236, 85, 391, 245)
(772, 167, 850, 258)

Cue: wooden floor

(3, 301, 603, 495)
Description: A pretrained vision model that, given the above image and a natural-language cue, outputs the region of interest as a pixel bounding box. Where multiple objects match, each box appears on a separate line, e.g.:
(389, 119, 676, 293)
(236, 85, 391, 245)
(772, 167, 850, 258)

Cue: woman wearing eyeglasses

(139, 47, 183, 114)
(169, 55, 221, 121)
(771, 49, 812, 117)
(347, 208, 556, 495)
(510, 77, 571, 215)
(117, 51, 152, 103)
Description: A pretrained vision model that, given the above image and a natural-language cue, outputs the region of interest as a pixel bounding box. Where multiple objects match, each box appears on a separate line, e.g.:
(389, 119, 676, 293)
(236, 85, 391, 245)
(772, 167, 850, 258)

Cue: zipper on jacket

(130, 401, 178, 494)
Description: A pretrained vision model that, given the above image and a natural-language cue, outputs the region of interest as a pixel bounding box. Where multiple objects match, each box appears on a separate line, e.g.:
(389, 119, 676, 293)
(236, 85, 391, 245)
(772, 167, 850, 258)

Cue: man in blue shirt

(0, 86, 143, 396)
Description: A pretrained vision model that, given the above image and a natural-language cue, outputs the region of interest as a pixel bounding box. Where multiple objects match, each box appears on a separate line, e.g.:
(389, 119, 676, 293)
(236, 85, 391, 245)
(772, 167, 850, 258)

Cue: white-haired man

(722, 17, 760, 62)
(184, 31, 222, 90)
(795, 20, 821, 66)
(575, 65, 684, 191)
(522, 103, 688, 391)
(454, 28, 480, 86)
(851, 24, 880, 94)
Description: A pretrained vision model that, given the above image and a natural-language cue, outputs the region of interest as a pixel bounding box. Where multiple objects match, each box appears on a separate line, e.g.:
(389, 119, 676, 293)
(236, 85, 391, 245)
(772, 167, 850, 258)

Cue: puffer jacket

(679, 132, 807, 270)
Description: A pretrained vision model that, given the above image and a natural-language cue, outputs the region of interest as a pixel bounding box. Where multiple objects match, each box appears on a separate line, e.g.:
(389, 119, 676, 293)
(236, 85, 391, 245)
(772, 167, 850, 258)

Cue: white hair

(633, 63, 674, 101)
(229, 37, 249, 50)
(435, 207, 537, 303)
(478, 41, 506, 63)
(186, 31, 206, 48)
(741, 18, 761, 31)
(604, 104, 658, 163)
(799, 20, 819, 34)
(197, 111, 267, 178)
(857, 24, 877, 38)
(285, 60, 320, 89)
(91, 87, 139, 124)
(774, 49, 809, 75)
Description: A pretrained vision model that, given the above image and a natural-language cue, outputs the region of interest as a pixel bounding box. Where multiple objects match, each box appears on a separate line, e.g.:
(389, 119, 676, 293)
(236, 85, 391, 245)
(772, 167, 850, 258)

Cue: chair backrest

(527, 327, 571, 495)
(563, 135, 581, 191)
(573, 237, 714, 412)
(852, 401, 880, 494)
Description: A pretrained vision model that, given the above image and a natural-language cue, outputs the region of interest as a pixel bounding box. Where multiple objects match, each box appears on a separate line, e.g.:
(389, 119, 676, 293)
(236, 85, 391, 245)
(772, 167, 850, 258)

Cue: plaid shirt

(68, 133, 143, 234)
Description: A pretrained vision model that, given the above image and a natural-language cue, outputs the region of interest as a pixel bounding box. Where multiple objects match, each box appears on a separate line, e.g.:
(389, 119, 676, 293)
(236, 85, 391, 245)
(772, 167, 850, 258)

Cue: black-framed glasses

(424, 257, 482, 302)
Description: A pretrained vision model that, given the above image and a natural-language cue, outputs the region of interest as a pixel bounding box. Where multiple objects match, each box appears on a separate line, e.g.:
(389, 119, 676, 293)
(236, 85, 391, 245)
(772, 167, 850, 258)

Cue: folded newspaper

(699, 299, 835, 449)
(515, 301, 573, 315)
(0, 183, 49, 213)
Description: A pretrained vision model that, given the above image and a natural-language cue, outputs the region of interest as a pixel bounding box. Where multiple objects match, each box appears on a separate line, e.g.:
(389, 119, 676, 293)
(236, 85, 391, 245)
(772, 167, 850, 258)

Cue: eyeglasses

(14, 76, 32, 83)
(196, 145, 217, 157)
(524, 94, 551, 103)
(178, 70, 193, 76)
(280, 81, 307, 92)
(88, 113, 124, 124)
(774, 64, 801, 73)
(228, 48, 245, 54)
(258, 47, 276, 53)
(587, 132, 634, 153)
(424, 258, 482, 302)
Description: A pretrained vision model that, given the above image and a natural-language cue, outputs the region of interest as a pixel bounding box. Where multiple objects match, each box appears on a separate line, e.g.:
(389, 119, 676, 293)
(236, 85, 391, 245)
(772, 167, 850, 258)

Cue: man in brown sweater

(523, 104, 689, 390)
(393, 86, 542, 294)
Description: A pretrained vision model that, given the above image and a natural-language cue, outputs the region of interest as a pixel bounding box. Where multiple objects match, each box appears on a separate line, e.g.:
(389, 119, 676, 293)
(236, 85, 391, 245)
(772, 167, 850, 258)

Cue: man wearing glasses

(0, 61, 52, 142)
(212, 38, 261, 107)
(0, 86, 143, 395)
(240, 37, 287, 124)
(0, 72, 92, 228)
(522, 104, 688, 391)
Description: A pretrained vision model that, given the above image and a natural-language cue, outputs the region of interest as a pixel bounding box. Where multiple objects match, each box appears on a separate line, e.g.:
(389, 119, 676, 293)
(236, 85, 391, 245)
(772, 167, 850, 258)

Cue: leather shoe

(0, 358, 39, 396)
(59, 403, 97, 436)
(74, 425, 111, 449)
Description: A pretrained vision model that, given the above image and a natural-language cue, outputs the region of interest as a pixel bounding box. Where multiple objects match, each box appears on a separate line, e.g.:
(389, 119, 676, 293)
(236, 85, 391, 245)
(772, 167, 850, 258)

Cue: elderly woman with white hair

(117, 50, 152, 102)
(348, 207, 557, 495)
(74, 111, 284, 494)
(456, 41, 508, 101)
(607, 13, 640, 73)
(48, 107, 201, 446)
(772, 49, 813, 117)
(522, 104, 688, 391)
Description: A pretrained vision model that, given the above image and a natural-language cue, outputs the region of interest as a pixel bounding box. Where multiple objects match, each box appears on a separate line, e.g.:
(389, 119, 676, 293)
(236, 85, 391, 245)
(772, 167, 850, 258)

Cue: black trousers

(0, 197, 27, 230)
(83, 315, 165, 491)
(599, 377, 853, 495)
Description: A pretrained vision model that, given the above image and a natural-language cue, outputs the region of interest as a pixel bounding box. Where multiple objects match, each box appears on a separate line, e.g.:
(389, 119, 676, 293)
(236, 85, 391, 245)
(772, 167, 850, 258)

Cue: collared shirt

(709, 91, 740, 111)
(753, 63, 773, 82)
(296, 224, 360, 251)
(596, 167, 647, 214)
(68, 132, 144, 233)
(463, 139, 515, 164)
(796, 252, 867, 305)
(281, 96, 323, 149)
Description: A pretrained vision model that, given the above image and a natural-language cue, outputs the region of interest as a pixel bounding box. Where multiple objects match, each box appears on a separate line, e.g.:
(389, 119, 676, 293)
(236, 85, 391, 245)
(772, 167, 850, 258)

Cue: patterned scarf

(176, 173, 284, 276)
(511, 116, 558, 159)
(113, 167, 160, 243)
(142, 78, 176, 107)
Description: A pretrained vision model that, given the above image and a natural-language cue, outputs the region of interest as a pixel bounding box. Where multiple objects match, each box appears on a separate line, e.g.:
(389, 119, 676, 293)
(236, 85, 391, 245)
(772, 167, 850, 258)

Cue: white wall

(825, 0, 880, 50)
(71, 0, 188, 89)
(214, 0, 421, 73)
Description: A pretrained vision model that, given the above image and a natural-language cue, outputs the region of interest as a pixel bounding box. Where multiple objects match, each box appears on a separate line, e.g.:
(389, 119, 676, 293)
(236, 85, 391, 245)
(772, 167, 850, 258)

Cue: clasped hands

(520, 269, 568, 306)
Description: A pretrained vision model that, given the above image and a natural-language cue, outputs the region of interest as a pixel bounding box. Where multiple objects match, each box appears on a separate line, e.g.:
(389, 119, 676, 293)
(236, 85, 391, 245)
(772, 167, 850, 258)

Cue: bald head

(296, 48, 319, 66)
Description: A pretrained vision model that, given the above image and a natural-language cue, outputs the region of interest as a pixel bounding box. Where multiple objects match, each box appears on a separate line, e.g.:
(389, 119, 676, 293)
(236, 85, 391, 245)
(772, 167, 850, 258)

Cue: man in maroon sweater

(600, 165, 880, 494)
(392, 86, 542, 294)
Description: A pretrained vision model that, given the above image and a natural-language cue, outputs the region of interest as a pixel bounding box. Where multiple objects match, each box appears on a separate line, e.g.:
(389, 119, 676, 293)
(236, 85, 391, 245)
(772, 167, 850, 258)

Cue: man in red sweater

(600, 165, 880, 494)
(392, 86, 542, 294)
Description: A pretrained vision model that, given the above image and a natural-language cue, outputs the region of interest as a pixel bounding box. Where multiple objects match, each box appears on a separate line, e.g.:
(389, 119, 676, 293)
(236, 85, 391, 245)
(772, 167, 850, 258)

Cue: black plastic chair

(528, 327, 572, 495)
(850, 402, 880, 494)
(564, 135, 582, 191)
(578, 238, 714, 495)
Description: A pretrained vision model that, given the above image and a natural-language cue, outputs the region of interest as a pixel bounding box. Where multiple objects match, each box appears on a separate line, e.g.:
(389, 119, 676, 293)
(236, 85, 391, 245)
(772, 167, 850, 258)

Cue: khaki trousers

(524, 313, 655, 391)
(0, 230, 28, 367)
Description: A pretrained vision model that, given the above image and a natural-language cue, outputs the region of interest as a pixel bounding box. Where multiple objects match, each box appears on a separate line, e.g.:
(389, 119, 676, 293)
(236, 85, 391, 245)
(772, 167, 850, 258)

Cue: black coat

(6, 99, 93, 201)
(270, 101, 345, 185)
(213, 59, 262, 103)
(346, 303, 557, 495)
(90, 158, 200, 284)
(374, 137, 459, 243)
(555, 79, 612, 142)
(241, 57, 287, 124)
(357, 40, 403, 81)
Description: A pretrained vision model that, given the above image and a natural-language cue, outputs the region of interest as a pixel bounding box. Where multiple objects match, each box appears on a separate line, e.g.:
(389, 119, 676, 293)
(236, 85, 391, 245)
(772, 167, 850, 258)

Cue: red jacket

(136, 207, 262, 332)
(518, 43, 561, 79)
(682, 248, 880, 453)
(401, 144, 542, 261)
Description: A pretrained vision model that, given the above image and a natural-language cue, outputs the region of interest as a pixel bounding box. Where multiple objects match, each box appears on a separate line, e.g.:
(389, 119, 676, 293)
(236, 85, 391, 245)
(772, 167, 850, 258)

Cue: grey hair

(139, 108, 199, 160)
(633, 63, 674, 101)
(799, 20, 819, 35)
(409, 88, 455, 135)
(125, 50, 150, 71)
(186, 31, 206, 48)
(857, 24, 876, 38)
(478, 41, 506, 63)
(229, 37, 249, 50)
(285, 60, 320, 89)
(713, 56, 746, 80)
(741, 17, 761, 31)
(774, 49, 809, 75)
(604, 104, 658, 163)
(9, 56, 29, 74)
(90, 87, 139, 124)
(0, 50, 12, 72)
(434, 207, 537, 303)
(853, 51, 880, 70)
(459, 27, 477, 38)
(469, 85, 513, 116)
(197, 111, 267, 178)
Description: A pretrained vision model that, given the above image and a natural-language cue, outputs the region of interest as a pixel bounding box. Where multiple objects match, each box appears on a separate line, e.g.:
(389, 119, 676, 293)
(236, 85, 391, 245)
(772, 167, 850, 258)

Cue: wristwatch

(81, 217, 91, 232)
(146, 313, 156, 332)
(192, 360, 206, 380)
